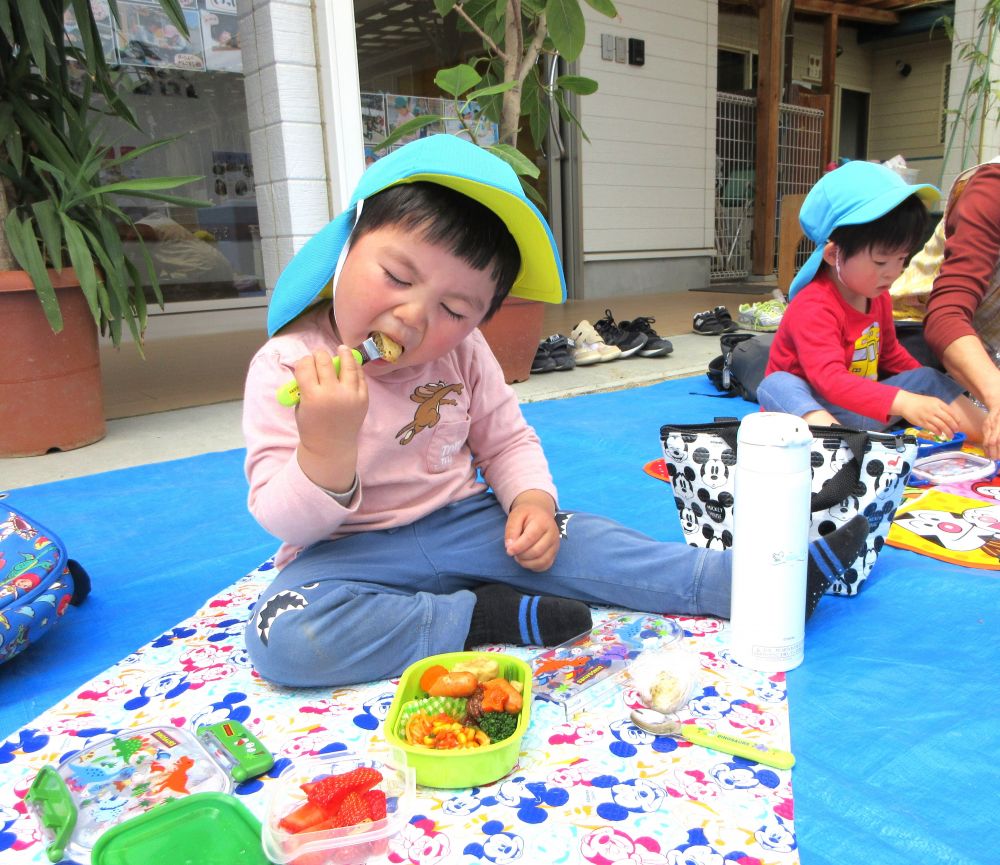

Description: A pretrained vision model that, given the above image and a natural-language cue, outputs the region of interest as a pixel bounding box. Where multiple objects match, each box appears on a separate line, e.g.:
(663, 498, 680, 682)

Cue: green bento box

(384, 651, 532, 789)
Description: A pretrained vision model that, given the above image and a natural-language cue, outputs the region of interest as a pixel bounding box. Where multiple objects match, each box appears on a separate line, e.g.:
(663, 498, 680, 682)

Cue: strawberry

(363, 788, 387, 820)
(333, 791, 371, 828)
(303, 767, 383, 810)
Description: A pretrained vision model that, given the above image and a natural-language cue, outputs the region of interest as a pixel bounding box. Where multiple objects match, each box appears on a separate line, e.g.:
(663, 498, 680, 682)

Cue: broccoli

(477, 711, 518, 743)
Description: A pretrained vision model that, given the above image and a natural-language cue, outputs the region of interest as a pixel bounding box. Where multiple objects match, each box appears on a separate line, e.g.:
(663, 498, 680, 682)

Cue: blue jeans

(244, 492, 730, 687)
(757, 367, 965, 431)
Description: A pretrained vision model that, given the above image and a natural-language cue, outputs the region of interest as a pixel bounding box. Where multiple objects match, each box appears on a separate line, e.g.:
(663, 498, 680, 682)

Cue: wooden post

(752, 0, 784, 275)
(821, 13, 839, 167)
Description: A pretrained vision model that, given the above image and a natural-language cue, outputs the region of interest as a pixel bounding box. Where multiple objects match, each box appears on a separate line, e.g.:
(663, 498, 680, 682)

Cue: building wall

(868, 31, 951, 187)
(577, 1, 717, 297)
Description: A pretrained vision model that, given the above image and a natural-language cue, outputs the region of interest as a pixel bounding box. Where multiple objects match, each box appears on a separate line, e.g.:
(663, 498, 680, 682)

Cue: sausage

(427, 671, 478, 698)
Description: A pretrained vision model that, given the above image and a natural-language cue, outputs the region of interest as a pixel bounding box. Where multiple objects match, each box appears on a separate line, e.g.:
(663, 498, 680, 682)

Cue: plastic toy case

(25, 723, 271, 864)
(909, 451, 998, 485)
(262, 751, 415, 863)
(384, 651, 532, 788)
(532, 613, 682, 719)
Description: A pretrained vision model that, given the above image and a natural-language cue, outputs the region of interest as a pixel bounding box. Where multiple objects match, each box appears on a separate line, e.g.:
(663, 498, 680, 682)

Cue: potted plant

(374, 0, 617, 382)
(0, 0, 204, 456)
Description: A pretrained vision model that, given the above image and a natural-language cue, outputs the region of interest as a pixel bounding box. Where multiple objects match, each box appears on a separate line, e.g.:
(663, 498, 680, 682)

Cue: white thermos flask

(729, 412, 812, 672)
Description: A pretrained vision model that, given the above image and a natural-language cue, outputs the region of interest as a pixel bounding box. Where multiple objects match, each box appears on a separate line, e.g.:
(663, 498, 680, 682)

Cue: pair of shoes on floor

(737, 294, 786, 332)
(692, 305, 738, 336)
(619, 315, 673, 357)
(570, 320, 621, 364)
(594, 309, 673, 358)
(531, 334, 576, 373)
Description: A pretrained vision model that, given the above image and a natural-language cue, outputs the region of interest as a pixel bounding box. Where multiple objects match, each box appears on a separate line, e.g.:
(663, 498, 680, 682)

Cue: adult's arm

(924, 163, 1000, 360)
(940, 334, 1000, 458)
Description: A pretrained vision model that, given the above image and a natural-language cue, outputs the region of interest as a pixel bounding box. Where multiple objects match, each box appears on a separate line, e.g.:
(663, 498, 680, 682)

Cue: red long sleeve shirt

(766, 272, 920, 422)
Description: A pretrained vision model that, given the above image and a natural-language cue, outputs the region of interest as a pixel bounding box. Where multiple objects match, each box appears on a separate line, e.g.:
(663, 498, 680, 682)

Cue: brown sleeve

(924, 163, 1000, 357)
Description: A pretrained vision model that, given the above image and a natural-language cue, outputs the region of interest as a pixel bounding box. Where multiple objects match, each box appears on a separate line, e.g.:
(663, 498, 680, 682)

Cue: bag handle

(808, 426, 870, 511)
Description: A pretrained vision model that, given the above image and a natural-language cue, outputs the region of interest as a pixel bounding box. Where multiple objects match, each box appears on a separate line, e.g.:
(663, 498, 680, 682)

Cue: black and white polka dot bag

(659, 419, 917, 596)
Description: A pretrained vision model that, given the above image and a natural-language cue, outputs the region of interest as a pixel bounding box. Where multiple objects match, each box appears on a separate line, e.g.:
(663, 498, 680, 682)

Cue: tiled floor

(3, 284, 775, 489)
(98, 286, 774, 418)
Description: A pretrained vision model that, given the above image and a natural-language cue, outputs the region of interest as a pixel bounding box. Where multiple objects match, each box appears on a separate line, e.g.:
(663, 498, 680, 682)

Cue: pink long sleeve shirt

(242, 305, 557, 569)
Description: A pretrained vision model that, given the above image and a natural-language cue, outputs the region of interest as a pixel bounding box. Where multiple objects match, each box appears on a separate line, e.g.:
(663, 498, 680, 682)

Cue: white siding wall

(579, 1, 716, 261)
(869, 32, 951, 186)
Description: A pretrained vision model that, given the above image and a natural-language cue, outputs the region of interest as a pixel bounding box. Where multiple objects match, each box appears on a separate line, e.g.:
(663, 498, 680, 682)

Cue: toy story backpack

(0, 502, 90, 664)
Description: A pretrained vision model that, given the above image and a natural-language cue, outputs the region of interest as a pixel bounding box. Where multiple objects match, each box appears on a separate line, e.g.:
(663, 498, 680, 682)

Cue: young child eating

(242, 135, 869, 688)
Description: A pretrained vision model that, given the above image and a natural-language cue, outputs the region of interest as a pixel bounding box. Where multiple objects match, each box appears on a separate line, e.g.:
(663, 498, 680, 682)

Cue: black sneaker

(619, 316, 673, 357)
(531, 341, 557, 373)
(713, 305, 738, 333)
(692, 309, 723, 335)
(594, 309, 648, 358)
(538, 334, 576, 371)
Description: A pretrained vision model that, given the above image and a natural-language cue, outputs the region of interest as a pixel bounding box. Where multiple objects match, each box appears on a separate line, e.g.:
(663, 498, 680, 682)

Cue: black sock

(806, 514, 869, 620)
(464, 584, 592, 649)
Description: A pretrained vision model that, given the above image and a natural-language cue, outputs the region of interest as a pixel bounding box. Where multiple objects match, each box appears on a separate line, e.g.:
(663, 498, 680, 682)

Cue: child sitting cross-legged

(759, 160, 986, 442)
(242, 135, 872, 689)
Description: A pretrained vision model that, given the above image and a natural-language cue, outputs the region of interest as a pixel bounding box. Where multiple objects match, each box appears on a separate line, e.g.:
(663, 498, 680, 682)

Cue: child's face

(823, 242, 910, 308)
(332, 224, 497, 374)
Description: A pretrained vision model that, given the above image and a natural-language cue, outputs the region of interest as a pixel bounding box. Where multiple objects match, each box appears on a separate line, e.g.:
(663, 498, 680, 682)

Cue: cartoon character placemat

(1, 563, 800, 864)
(887, 489, 1000, 570)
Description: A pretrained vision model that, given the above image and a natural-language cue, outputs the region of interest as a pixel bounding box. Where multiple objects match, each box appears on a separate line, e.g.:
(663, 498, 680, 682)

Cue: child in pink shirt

(242, 136, 869, 687)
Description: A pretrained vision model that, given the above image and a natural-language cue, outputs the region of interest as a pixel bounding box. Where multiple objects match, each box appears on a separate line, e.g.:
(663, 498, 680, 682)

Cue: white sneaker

(570, 320, 621, 363)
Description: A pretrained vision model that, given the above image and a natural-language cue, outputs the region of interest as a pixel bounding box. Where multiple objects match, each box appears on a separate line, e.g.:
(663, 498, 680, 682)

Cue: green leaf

(520, 178, 547, 211)
(466, 79, 517, 100)
(546, 0, 586, 62)
(5, 211, 63, 332)
(82, 175, 203, 196)
(486, 143, 540, 179)
(31, 200, 64, 270)
(556, 75, 599, 95)
(0, 0, 12, 47)
(583, 0, 618, 17)
(19, 0, 51, 78)
(375, 115, 446, 151)
(59, 214, 101, 321)
(433, 0, 456, 15)
(435, 64, 482, 98)
(554, 89, 590, 142)
(525, 84, 551, 148)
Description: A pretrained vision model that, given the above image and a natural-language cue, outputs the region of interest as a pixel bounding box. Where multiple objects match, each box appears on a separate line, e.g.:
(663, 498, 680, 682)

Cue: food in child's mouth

(372, 331, 403, 363)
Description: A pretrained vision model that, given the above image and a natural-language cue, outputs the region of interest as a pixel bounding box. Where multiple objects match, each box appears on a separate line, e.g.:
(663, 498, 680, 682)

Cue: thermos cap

(737, 412, 812, 448)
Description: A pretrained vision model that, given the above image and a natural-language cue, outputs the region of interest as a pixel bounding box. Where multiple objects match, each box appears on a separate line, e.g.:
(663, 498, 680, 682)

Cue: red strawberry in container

(262, 753, 415, 865)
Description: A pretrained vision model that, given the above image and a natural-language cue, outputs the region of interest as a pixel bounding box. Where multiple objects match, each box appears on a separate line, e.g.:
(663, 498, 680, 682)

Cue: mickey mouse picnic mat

(1, 561, 800, 863)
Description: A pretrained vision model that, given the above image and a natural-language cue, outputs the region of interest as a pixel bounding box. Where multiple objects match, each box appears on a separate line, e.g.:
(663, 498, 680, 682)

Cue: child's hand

(293, 346, 369, 490)
(891, 390, 960, 440)
(505, 490, 560, 572)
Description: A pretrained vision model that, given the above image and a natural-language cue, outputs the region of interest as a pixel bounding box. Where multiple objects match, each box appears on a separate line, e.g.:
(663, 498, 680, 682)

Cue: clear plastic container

(626, 646, 701, 714)
(262, 751, 415, 865)
(25, 724, 268, 864)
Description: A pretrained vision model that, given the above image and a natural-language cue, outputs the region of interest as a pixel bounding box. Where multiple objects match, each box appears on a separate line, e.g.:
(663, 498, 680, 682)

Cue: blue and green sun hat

(789, 160, 940, 299)
(266, 135, 566, 336)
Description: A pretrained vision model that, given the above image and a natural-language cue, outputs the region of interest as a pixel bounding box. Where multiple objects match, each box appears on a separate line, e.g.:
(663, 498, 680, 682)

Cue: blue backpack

(0, 504, 90, 664)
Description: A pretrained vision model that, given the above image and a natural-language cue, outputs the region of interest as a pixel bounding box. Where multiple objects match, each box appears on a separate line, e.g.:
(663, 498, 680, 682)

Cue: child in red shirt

(760, 161, 986, 441)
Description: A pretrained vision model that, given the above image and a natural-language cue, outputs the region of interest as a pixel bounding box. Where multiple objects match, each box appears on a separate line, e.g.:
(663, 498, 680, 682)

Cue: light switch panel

(615, 36, 627, 63)
(601, 33, 615, 61)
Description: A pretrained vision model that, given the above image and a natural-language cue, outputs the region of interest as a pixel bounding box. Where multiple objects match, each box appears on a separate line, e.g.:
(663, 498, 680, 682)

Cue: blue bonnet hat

(266, 134, 566, 336)
(788, 161, 939, 299)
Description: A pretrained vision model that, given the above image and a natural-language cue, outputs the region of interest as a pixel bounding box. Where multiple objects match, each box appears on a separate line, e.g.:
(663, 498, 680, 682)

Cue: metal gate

(712, 93, 823, 281)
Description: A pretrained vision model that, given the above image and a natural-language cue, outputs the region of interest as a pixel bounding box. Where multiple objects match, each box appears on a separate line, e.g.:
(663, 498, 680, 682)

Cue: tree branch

(454, 2, 507, 62)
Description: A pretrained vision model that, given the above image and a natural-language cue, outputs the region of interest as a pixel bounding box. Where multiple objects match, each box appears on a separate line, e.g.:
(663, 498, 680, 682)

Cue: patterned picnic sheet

(1, 561, 799, 864)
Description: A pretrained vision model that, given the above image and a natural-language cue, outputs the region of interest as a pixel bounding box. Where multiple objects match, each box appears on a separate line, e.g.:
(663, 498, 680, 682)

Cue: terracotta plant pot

(0, 269, 106, 457)
(478, 297, 544, 384)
